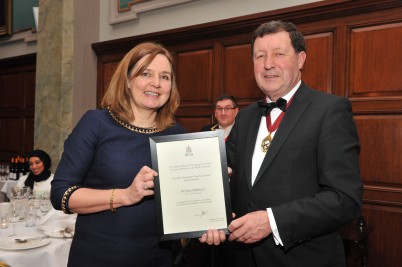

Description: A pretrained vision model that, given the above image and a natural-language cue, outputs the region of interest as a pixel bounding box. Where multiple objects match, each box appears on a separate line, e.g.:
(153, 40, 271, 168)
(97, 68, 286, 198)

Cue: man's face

(253, 31, 306, 100)
(214, 99, 239, 128)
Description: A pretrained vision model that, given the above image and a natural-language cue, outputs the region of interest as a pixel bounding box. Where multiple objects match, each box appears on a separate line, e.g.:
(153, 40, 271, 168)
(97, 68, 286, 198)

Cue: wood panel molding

(364, 185, 402, 207)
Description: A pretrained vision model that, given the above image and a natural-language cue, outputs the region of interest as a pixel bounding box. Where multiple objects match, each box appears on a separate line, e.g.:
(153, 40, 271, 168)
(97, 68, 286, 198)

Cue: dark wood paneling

(96, 54, 123, 108)
(355, 115, 402, 185)
(350, 23, 402, 97)
(92, 1, 402, 266)
(0, 73, 25, 110)
(25, 71, 36, 109)
(0, 53, 36, 162)
(177, 49, 213, 104)
(176, 116, 211, 133)
(223, 43, 261, 100)
(24, 117, 34, 154)
(0, 117, 24, 154)
(100, 61, 120, 106)
(363, 204, 402, 267)
(303, 32, 334, 94)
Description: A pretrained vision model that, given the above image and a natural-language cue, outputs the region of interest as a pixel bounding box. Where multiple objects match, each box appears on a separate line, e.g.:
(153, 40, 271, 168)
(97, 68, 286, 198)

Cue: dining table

(0, 211, 73, 267)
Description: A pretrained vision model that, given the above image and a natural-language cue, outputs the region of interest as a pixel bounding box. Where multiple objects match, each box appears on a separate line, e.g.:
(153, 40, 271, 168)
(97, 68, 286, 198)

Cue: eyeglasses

(215, 107, 236, 112)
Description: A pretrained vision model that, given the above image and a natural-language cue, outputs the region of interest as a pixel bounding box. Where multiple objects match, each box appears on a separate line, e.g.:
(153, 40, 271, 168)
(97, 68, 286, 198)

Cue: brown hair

(251, 20, 306, 56)
(101, 41, 180, 131)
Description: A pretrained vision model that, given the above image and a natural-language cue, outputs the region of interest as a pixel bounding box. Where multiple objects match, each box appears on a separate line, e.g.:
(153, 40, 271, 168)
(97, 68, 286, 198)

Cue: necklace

(107, 107, 160, 134)
(260, 96, 294, 153)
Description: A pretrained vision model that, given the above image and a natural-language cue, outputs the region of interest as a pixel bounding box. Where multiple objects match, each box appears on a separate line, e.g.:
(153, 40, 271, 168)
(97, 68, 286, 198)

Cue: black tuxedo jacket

(226, 82, 362, 267)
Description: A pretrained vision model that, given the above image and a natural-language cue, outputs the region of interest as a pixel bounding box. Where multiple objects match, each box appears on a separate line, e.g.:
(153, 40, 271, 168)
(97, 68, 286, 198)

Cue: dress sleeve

(50, 111, 100, 210)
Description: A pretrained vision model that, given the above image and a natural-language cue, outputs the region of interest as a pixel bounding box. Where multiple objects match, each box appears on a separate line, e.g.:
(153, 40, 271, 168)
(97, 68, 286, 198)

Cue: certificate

(149, 131, 232, 241)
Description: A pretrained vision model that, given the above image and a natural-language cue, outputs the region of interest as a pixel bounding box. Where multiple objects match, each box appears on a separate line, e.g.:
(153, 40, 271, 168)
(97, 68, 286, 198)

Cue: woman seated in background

(17, 149, 53, 196)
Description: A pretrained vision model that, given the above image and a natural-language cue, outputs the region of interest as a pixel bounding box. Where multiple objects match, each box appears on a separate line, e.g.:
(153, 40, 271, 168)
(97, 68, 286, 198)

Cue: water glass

(0, 202, 11, 229)
(10, 198, 28, 222)
(8, 186, 30, 222)
(25, 205, 36, 227)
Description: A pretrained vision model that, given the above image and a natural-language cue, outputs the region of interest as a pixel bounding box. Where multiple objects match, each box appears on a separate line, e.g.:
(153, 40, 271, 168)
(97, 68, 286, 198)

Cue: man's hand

(228, 210, 272, 243)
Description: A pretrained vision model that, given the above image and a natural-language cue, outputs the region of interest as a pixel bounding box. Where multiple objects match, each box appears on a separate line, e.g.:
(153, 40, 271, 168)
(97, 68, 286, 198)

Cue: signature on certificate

(195, 210, 209, 218)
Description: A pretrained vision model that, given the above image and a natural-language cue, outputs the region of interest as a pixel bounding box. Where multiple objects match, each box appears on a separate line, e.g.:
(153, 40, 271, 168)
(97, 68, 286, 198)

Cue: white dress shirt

(219, 123, 235, 139)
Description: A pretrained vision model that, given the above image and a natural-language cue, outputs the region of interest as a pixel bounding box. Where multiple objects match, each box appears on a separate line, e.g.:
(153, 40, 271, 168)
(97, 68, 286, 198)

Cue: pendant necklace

(260, 97, 293, 153)
(260, 113, 284, 153)
(261, 133, 273, 153)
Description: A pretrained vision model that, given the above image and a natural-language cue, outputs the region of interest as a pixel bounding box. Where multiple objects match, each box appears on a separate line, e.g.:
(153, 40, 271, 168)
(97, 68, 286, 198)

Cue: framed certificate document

(150, 131, 232, 241)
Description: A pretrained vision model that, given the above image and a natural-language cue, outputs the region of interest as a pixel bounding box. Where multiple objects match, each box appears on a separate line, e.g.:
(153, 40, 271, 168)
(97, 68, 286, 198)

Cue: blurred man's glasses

(215, 107, 236, 113)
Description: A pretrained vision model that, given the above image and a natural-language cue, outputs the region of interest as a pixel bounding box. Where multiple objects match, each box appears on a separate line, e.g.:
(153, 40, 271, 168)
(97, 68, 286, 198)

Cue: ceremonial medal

(259, 96, 293, 153)
(261, 133, 272, 153)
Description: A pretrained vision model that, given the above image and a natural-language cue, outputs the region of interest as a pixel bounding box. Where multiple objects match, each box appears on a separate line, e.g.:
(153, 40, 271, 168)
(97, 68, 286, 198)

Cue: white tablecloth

(0, 221, 72, 267)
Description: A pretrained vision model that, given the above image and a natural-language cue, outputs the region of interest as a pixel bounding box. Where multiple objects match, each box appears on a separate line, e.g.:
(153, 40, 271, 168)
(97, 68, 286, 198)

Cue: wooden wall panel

(363, 204, 402, 267)
(25, 71, 36, 109)
(176, 116, 211, 133)
(177, 49, 213, 104)
(24, 117, 34, 154)
(97, 61, 120, 106)
(222, 44, 261, 101)
(0, 53, 36, 162)
(303, 32, 334, 94)
(355, 115, 402, 185)
(0, 117, 24, 154)
(350, 23, 402, 97)
(0, 73, 25, 110)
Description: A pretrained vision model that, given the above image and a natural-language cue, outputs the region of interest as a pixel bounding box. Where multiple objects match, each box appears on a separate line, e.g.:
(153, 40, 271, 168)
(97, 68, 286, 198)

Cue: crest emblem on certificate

(185, 145, 193, 157)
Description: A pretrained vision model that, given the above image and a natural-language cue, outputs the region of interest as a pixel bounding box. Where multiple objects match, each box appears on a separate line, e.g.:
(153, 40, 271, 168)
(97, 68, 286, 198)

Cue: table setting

(0, 186, 76, 267)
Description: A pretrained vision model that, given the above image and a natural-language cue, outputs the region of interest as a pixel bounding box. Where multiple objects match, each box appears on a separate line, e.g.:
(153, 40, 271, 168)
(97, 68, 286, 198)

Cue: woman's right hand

(66, 166, 158, 214)
(126, 166, 158, 205)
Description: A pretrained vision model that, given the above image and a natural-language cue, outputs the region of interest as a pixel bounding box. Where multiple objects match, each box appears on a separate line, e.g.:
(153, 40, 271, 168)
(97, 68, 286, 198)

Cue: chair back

(0, 262, 11, 267)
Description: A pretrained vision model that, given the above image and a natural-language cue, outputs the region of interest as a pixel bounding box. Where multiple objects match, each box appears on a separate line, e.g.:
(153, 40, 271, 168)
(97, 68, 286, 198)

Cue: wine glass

(7, 186, 29, 236)
(39, 192, 52, 215)
(21, 186, 31, 198)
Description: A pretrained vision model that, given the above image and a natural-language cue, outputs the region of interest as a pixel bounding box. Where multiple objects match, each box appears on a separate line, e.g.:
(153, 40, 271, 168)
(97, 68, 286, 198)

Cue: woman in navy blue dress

(51, 42, 184, 267)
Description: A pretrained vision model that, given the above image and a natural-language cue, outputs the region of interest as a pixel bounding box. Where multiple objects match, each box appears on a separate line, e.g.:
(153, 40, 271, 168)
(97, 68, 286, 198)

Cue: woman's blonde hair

(101, 41, 180, 131)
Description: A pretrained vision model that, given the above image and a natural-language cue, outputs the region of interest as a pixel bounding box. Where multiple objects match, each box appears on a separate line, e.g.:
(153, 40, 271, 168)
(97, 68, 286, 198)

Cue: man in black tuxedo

(201, 95, 239, 141)
(200, 21, 362, 267)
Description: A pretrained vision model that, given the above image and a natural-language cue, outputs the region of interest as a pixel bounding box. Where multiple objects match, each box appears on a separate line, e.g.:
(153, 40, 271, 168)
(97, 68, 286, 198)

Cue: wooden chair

(0, 262, 11, 267)
(339, 216, 373, 267)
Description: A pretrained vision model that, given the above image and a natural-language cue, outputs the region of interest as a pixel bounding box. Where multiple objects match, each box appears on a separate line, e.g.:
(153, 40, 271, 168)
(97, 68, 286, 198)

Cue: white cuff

(267, 208, 284, 246)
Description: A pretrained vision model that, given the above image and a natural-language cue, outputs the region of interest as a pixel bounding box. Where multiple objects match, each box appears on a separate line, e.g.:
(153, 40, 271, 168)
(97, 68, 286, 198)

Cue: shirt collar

(265, 80, 301, 103)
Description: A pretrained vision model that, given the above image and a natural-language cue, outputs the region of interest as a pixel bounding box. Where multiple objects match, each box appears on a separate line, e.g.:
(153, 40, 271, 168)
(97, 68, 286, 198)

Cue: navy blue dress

(51, 109, 185, 267)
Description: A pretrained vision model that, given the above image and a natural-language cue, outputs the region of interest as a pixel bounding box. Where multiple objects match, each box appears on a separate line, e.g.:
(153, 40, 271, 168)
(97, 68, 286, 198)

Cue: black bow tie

(258, 98, 287, 115)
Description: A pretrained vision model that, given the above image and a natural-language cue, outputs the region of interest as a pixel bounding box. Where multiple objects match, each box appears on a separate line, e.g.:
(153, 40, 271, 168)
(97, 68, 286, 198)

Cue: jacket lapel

(254, 83, 312, 185)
